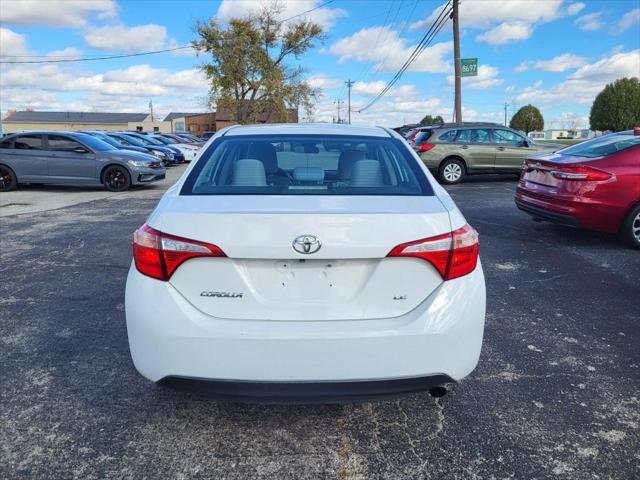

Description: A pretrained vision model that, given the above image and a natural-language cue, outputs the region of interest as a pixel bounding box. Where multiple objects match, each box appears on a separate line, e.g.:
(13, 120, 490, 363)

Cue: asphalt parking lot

(1, 168, 638, 479)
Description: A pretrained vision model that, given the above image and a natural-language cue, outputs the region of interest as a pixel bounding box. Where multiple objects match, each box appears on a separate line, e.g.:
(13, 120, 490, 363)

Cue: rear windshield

(413, 130, 433, 144)
(181, 135, 432, 196)
(560, 133, 640, 158)
(73, 133, 115, 152)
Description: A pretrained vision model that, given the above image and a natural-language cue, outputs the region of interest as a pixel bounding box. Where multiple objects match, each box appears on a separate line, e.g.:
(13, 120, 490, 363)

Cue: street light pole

(345, 79, 355, 124)
(334, 99, 344, 124)
(452, 0, 462, 124)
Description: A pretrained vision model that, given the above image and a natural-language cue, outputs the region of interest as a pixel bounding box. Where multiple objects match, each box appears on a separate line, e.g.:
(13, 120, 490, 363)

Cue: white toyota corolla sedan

(126, 124, 485, 402)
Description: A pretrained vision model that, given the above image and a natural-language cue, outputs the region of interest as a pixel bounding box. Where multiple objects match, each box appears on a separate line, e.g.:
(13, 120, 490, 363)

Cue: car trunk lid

(152, 195, 452, 321)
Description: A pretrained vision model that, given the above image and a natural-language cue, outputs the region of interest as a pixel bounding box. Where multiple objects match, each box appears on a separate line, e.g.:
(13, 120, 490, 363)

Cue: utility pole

(334, 99, 344, 124)
(149, 100, 154, 122)
(504, 102, 508, 126)
(345, 79, 355, 124)
(452, 0, 462, 124)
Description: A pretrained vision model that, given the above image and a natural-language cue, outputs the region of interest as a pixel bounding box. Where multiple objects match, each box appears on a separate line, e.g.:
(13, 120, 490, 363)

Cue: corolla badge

(292, 235, 322, 254)
(200, 291, 243, 298)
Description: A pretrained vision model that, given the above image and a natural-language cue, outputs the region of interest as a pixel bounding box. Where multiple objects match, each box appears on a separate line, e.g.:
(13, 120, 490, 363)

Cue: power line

(0, 1, 337, 65)
(356, 0, 401, 84)
(279, 0, 336, 23)
(0, 46, 194, 64)
(357, 1, 452, 112)
(371, 0, 419, 76)
(357, 0, 452, 113)
(343, 0, 397, 99)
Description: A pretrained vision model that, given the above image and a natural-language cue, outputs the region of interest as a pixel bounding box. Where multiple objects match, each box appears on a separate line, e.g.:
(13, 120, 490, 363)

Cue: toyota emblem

(292, 235, 321, 254)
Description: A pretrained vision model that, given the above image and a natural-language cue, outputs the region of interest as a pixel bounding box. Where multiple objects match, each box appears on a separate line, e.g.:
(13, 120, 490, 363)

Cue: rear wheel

(0, 164, 17, 192)
(620, 204, 640, 250)
(102, 165, 131, 192)
(438, 158, 465, 184)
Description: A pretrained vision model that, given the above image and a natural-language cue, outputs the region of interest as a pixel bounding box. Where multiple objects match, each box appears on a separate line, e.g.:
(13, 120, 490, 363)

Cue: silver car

(0, 131, 166, 192)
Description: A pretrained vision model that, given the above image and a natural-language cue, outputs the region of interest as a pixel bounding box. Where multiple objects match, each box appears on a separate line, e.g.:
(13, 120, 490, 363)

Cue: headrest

(350, 159, 383, 187)
(232, 159, 267, 186)
(246, 142, 277, 174)
(337, 149, 365, 179)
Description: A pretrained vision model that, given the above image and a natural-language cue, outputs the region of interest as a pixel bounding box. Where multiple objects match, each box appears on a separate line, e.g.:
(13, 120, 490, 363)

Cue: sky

(1, 0, 639, 129)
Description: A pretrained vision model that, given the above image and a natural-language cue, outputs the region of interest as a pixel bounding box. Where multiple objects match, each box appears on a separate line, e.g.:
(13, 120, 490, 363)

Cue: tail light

(550, 165, 612, 181)
(388, 224, 479, 280)
(133, 224, 225, 281)
(418, 143, 436, 152)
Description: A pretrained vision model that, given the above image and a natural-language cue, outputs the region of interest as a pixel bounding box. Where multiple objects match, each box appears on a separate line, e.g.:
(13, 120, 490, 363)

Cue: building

(2, 107, 299, 135)
(528, 129, 599, 141)
(0, 110, 176, 133)
(165, 109, 299, 137)
(162, 112, 205, 132)
(213, 108, 299, 132)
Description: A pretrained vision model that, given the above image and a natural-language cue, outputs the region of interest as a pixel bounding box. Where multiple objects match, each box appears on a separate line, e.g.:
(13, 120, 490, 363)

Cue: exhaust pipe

(429, 386, 448, 398)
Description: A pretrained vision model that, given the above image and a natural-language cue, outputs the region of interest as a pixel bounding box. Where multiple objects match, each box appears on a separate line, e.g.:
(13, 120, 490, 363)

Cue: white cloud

(1, 62, 208, 100)
(329, 27, 452, 73)
(505, 85, 516, 94)
(307, 74, 342, 90)
(0, 0, 117, 28)
(569, 50, 640, 83)
(613, 8, 640, 34)
(447, 65, 504, 90)
(575, 12, 603, 31)
(0, 27, 30, 57)
(515, 53, 587, 73)
(514, 50, 640, 106)
(0, 88, 62, 111)
(351, 81, 419, 101)
(0, 29, 207, 116)
(216, 0, 346, 29)
(566, 2, 585, 16)
(412, 0, 564, 30)
(476, 21, 532, 45)
(47, 47, 82, 59)
(84, 24, 178, 53)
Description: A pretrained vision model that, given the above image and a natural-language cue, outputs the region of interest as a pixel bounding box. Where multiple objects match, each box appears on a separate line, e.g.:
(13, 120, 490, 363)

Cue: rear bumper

(125, 261, 485, 386)
(515, 198, 579, 227)
(159, 375, 454, 404)
(515, 187, 623, 232)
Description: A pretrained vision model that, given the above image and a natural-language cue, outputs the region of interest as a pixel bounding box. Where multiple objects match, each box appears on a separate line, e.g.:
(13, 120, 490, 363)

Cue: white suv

(125, 124, 485, 402)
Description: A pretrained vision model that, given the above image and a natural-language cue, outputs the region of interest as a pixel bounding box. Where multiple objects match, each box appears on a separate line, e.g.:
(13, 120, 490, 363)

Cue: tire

(102, 165, 131, 192)
(620, 203, 640, 250)
(0, 164, 18, 192)
(438, 158, 465, 185)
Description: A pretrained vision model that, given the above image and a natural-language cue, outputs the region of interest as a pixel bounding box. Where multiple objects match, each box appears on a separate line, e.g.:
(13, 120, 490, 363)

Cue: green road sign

(461, 58, 478, 77)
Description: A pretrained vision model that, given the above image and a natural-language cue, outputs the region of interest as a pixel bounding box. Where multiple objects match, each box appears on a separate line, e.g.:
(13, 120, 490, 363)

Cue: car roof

(223, 123, 391, 138)
(2, 130, 88, 138)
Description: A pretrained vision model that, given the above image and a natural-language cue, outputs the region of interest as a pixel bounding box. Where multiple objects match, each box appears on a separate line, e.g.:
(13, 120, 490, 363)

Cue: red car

(515, 129, 640, 249)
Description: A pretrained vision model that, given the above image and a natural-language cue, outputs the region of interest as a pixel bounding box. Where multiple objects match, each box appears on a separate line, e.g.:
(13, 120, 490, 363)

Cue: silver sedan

(0, 131, 166, 192)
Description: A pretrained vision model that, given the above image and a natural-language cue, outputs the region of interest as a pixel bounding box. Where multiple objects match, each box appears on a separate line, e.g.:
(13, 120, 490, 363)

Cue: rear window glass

(14, 135, 43, 150)
(560, 133, 640, 158)
(438, 130, 457, 142)
(181, 135, 432, 196)
(413, 130, 433, 144)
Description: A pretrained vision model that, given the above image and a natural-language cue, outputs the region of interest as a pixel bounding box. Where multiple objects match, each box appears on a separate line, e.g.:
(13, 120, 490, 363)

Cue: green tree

(589, 77, 640, 132)
(509, 105, 544, 133)
(194, 5, 324, 124)
(419, 114, 444, 125)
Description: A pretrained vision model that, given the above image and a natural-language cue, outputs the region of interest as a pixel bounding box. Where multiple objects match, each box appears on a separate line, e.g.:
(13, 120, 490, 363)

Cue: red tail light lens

(387, 224, 479, 280)
(419, 143, 436, 152)
(550, 165, 611, 181)
(133, 224, 225, 281)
